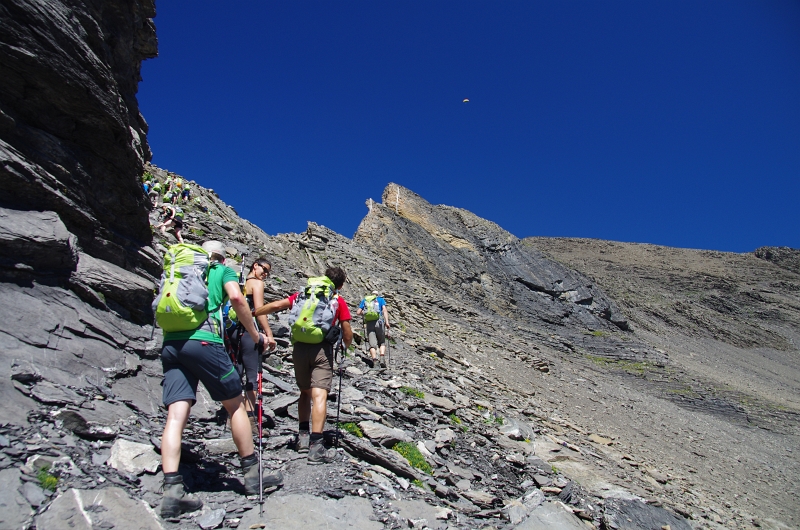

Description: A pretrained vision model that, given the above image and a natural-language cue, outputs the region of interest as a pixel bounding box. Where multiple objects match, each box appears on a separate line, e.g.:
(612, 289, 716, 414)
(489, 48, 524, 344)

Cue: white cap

(202, 240, 226, 260)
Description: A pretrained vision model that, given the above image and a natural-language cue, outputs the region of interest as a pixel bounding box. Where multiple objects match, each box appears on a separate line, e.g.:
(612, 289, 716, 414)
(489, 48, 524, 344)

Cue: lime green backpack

(288, 276, 338, 344)
(362, 294, 381, 322)
(152, 244, 211, 333)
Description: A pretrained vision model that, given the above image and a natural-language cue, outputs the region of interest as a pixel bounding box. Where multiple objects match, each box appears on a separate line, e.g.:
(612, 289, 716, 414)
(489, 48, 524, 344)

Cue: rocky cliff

(0, 0, 159, 426)
(0, 2, 798, 529)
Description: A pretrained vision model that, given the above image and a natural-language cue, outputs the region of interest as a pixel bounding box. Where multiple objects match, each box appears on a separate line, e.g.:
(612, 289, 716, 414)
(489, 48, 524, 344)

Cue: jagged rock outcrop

(0, 0, 159, 427)
(355, 184, 629, 332)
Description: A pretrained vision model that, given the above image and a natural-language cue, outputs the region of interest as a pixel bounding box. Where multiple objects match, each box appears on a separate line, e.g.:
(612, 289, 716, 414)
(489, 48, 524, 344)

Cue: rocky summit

(1, 2, 798, 530)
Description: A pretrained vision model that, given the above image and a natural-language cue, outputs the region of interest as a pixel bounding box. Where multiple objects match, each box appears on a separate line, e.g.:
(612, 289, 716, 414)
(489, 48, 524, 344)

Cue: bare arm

(224, 281, 262, 344)
(253, 297, 292, 318)
(341, 320, 353, 349)
(382, 305, 390, 328)
(248, 278, 275, 350)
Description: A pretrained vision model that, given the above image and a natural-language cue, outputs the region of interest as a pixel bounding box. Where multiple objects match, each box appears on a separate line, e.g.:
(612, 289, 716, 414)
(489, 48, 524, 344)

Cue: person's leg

(310, 387, 328, 433)
(161, 399, 191, 473)
(175, 227, 183, 243)
(307, 345, 337, 464)
(367, 321, 378, 361)
(221, 396, 254, 457)
(293, 344, 313, 452)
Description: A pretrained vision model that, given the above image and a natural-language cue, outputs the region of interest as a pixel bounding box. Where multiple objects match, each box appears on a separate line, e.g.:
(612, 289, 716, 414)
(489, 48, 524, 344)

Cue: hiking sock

(240, 453, 257, 469)
(310, 432, 324, 443)
(164, 471, 180, 479)
(299, 422, 310, 432)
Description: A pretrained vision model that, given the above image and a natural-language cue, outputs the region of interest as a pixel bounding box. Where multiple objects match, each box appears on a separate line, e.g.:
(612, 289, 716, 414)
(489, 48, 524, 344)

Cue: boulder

(36, 487, 163, 530)
(108, 439, 160, 475)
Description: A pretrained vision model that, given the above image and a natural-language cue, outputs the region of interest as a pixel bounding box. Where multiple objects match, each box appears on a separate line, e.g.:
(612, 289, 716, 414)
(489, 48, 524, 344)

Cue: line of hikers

(143, 172, 193, 206)
(152, 240, 391, 518)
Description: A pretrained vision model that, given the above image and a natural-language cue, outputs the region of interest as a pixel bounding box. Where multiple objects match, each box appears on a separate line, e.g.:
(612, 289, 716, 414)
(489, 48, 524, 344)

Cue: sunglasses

(258, 263, 271, 276)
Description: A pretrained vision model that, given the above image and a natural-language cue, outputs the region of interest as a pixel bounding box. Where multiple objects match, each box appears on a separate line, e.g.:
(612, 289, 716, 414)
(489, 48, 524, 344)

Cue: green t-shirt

(163, 263, 239, 344)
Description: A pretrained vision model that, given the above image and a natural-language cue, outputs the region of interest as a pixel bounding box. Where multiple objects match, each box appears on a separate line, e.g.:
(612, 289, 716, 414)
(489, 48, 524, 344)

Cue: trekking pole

(257, 339, 264, 517)
(334, 330, 344, 449)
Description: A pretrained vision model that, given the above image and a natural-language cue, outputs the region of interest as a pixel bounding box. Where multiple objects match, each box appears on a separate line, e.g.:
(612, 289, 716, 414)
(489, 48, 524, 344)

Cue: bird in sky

(462, 98, 469, 103)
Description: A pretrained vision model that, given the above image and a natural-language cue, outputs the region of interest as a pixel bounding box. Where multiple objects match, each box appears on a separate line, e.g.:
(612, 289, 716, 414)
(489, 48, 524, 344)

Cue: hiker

(237, 258, 277, 429)
(155, 241, 283, 517)
(155, 204, 184, 243)
(254, 267, 353, 463)
(181, 183, 191, 203)
(356, 291, 390, 368)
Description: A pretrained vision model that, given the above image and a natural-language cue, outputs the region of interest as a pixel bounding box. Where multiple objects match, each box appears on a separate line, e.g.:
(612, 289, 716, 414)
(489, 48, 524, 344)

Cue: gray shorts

(292, 341, 334, 392)
(161, 339, 242, 407)
(366, 320, 385, 350)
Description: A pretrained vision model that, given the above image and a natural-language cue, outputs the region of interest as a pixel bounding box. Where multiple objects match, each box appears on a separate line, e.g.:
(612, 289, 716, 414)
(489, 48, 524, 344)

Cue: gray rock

(197, 508, 226, 529)
(461, 489, 496, 506)
(36, 487, 163, 530)
(108, 438, 160, 475)
(0, 207, 78, 271)
(204, 438, 239, 455)
(514, 500, 587, 530)
(340, 386, 365, 403)
(20, 480, 47, 508)
(602, 498, 691, 530)
(435, 428, 456, 445)
(237, 492, 382, 529)
(29, 380, 82, 405)
(0, 468, 33, 527)
(424, 394, 457, 413)
(268, 393, 300, 415)
(358, 420, 412, 447)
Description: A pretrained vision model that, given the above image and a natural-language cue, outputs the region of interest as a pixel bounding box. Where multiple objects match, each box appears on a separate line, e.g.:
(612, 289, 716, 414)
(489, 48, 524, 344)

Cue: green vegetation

(190, 228, 205, 237)
(399, 386, 424, 399)
(551, 465, 559, 474)
(584, 354, 654, 374)
(411, 478, 427, 489)
(396, 321, 407, 332)
(338, 422, 363, 438)
(448, 414, 461, 425)
(590, 330, 607, 337)
(392, 442, 432, 474)
(37, 466, 58, 491)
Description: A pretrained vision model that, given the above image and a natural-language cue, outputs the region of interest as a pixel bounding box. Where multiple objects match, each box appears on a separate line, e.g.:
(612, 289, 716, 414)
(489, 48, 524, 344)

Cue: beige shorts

(292, 341, 334, 391)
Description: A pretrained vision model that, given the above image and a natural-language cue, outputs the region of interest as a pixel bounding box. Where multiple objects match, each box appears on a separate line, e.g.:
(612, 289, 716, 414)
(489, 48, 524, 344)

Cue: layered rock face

(355, 185, 629, 331)
(0, 0, 158, 424)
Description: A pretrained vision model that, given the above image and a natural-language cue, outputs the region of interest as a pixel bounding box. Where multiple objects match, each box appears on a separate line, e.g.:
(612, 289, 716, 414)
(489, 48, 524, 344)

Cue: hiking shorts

(366, 320, 385, 350)
(161, 339, 242, 407)
(292, 341, 334, 392)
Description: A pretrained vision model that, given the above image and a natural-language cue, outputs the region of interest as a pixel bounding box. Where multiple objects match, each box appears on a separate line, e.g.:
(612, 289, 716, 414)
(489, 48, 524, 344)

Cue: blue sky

(138, 1, 800, 252)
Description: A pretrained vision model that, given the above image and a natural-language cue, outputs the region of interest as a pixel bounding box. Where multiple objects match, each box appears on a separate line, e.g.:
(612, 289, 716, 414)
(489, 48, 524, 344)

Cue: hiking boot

(307, 438, 338, 465)
(160, 474, 202, 518)
(242, 459, 283, 495)
(379, 357, 387, 369)
(296, 430, 310, 453)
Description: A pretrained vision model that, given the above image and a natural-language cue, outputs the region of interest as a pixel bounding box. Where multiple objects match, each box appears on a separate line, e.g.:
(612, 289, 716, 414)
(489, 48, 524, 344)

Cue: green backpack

(362, 294, 381, 322)
(288, 276, 338, 344)
(152, 244, 211, 333)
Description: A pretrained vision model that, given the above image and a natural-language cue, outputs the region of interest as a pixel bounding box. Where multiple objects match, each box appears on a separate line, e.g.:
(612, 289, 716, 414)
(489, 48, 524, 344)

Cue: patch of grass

(493, 415, 504, 425)
(396, 322, 407, 332)
(590, 330, 607, 337)
(476, 404, 486, 412)
(551, 465, 559, 474)
(411, 478, 427, 489)
(190, 228, 205, 236)
(399, 386, 424, 399)
(37, 466, 58, 491)
(338, 422, 363, 438)
(585, 354, 654, 374)
(448, 414, 462, 425)
(392, 442, 432, 475)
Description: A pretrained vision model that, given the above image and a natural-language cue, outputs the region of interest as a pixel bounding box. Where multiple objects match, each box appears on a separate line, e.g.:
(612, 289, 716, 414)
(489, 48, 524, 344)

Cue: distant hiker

(357, 291, 390, 368)
(181, 183, 191, 203)
(154, 241, 283, 518)
(254, 267, 353, 463)
(155, 204, 184, 243)
(237, 258, 277, 429)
